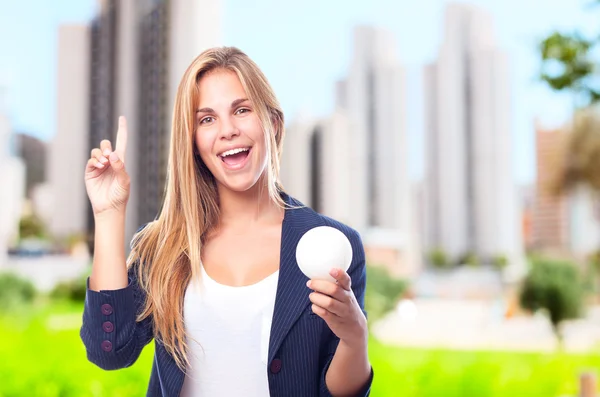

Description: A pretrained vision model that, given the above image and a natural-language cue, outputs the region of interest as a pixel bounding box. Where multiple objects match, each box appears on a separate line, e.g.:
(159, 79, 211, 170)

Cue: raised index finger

(115, 116, 128, 164)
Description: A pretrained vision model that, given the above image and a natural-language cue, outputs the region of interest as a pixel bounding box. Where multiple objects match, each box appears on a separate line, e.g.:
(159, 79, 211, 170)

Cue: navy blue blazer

(80, 194, 373, 396)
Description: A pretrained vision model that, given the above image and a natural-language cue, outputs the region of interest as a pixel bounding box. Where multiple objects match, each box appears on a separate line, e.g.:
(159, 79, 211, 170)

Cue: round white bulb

(296, 226, 353, 282)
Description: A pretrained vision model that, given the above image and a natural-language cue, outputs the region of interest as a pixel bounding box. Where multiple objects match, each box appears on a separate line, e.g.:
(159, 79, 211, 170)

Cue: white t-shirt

(180, 263, 279, 397)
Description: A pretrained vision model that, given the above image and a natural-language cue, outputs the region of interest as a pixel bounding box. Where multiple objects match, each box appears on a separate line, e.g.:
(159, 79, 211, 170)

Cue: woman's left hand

(307, 268, 368, 346)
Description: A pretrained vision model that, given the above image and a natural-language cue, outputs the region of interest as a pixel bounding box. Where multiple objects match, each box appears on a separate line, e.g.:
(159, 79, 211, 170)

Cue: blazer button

(102, 321, 114, 333)
(101, 340, 113, 352)
(270, 358, 282, 374)
(101, 303, 113, 315)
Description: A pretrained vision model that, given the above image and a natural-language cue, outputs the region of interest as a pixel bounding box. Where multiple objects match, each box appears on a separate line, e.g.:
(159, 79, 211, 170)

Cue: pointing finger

(115, 116, 128, 164)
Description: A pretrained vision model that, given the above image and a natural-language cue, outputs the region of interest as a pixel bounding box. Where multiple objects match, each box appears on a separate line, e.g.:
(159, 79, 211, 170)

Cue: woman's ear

(271, 112, 282, 137)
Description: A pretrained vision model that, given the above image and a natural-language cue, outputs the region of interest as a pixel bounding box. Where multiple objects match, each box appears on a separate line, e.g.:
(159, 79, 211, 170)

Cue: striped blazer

(80, 193, 373, 396)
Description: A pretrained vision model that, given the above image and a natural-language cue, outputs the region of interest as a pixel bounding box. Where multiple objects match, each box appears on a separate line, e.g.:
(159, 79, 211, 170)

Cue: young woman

(81, 47, 373, 396)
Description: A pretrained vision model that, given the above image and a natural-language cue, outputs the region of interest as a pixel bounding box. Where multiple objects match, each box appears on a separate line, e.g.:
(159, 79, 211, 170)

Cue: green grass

(369, 338, 600, 397)
(0, 301, 153, 397)
(0, 301, 598, 396)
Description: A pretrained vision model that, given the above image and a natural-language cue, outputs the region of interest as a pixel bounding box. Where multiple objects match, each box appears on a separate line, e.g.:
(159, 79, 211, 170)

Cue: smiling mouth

(219, 147, 251, 167)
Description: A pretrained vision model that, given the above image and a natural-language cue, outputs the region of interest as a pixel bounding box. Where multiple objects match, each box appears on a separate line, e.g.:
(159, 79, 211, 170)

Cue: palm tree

(538, 9, 600, 210)
(538, 4, 600, 295)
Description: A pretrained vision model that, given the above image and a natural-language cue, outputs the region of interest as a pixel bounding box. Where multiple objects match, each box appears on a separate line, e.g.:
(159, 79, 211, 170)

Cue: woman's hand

(307, 268, 368, 347)
(84, 116, 131, 218)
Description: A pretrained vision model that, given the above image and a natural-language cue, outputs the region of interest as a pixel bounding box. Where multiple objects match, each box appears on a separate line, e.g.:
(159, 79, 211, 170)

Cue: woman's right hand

(85, 116, 131, 217)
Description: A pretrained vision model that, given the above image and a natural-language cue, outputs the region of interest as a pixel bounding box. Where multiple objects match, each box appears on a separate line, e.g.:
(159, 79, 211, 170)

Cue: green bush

(456, 251, 480, 267)
(491, 254, 508, 270)
(19, 213, 48, 240)
(365, 265, 408, 323)
(519, 259, 584, 347)
(427, 248, 450, 269)
(50, 270, 91, 302)
(50, 280, 87, 302)
(0, 272, 36, 312)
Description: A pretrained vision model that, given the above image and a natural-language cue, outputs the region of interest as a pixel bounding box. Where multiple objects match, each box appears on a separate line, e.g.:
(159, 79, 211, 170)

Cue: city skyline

(1, 0, 598, 185)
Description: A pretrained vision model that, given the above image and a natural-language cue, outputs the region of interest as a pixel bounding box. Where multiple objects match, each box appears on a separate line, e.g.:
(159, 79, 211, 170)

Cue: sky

(0, 0, 598, 184)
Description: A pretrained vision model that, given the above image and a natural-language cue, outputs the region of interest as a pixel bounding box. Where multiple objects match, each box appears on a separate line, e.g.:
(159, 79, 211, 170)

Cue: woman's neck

(217, 182, 284, 229)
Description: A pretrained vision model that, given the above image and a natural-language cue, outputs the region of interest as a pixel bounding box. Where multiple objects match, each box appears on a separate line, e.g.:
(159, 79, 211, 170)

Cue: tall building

(532, 122, 600, 256)
(48, 24, 90, 240)
(336, 26, 410, 234)
(281, 111, 352, 225)
(88, 0, 221, 247)
(15, 133, 47, 198)
(424, 3, 523, 265)
(0, 98, 26, 266)
(531, 124, 569, 252)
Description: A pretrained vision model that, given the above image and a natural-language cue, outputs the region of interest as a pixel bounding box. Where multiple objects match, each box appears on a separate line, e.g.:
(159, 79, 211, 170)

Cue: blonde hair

(127, 47, 286, 370)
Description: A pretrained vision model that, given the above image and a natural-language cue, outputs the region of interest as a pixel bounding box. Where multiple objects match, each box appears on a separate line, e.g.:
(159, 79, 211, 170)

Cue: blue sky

(0, 0, 597, 183)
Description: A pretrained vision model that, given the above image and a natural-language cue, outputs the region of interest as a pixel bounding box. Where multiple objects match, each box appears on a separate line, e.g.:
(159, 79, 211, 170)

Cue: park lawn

(369, 339, 600, 397)
(0, 301, 598, 396)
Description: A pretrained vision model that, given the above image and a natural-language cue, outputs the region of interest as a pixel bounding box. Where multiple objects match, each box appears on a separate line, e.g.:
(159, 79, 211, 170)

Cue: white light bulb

(296, 226, 353, 282)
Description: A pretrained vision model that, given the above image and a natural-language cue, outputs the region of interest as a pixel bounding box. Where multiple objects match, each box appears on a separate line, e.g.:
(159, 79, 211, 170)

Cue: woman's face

(195, 69, 268, 193)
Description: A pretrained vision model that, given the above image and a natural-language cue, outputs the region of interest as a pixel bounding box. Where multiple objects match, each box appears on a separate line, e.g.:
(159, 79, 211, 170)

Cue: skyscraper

(531, 123, 569, 252)
(280, 111, 352, 225)
(424, 3, 523, 264)
(88, 0, 221, 247)
(49, 24, 90, 240)
(0, 97, 25, 266)
(336, 25, 410, 234)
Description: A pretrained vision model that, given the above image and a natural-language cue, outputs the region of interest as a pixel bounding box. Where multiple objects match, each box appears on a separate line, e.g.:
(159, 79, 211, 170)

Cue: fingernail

(95, 162, 104, 169)
(100, 156, 108, 163)
(306, 280, 311, 288)
(103, 149, 111, 156)
(331, 269, 339, 277)
(109, 152, 119, 162)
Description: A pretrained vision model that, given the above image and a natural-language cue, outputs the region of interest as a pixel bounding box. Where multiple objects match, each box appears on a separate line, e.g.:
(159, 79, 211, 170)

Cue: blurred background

(1, 0, 600, 396)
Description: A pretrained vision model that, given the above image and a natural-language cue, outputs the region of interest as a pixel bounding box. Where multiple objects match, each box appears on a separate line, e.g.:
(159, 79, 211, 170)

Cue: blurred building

(282, 26, 421, 276)
(88, 0, 221, 248)
(532, 122, 600, 256)
(48, 24, 90, 241)
(281, 112, 352, 224)
(423, 3, 523, 267)
(0, 99, 26, 266)
(531, 124, 569, 252)
(335, 26, 410, 234)
(14, 133, 47, 198)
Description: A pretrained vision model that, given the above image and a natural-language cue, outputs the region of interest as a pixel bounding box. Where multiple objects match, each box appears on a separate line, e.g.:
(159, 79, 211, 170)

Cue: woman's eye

(200, 116, 214, 124)
(235, 108, 250, 115)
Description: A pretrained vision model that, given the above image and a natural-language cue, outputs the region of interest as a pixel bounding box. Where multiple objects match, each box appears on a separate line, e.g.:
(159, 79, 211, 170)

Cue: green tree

(539, 2, 600, 296)
(539, 20, 600, 194)
(519, 259, 584, 348)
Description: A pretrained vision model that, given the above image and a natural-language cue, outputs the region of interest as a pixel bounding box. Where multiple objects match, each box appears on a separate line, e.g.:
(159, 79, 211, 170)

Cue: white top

(180, 263, 279, 397)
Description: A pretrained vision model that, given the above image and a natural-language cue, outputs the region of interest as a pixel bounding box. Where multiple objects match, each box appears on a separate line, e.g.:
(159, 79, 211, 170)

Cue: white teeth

(220, 147, 249, 157)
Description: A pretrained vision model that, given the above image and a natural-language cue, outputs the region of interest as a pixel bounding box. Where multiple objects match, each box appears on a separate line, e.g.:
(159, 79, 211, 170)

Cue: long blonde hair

(127, 47, 286, 370)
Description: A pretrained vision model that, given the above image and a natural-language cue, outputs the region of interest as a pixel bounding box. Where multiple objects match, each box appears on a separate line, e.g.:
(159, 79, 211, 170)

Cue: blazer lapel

(268, 194, 324, 363)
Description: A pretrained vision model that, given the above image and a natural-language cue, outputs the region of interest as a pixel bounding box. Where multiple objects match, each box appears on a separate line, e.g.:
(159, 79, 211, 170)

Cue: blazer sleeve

(80, 240, 154, 370)
(319, 228, 374, 397)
